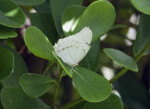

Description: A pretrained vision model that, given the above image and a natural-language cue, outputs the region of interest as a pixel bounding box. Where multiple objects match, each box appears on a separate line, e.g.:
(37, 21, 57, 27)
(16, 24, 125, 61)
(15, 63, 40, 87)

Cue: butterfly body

(53, 27, 92, 67)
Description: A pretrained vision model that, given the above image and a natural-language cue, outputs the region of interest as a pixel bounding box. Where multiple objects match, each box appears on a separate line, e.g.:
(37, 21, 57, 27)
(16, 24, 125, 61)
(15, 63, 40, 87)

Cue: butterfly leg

(71, 67, 74, 73)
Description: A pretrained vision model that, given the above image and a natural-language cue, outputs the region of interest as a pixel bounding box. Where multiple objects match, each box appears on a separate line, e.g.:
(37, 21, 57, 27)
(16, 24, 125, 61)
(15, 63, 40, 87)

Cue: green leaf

(0, 48, 14, 80)
(80, 40, 100, 71)
(73, 67, 112, 102)
(10, 0, 46, 6)
(114, 71, 150, 109)
(19, 73, 56, 98)
(103, 48, 138, 72)
(73, 0, 116, 42)
(50, 0, 82, 35)
(1, 87, 51, 109)
(52, 51, 72, 77)
(82, 94, 123, 109)
(134, 14, 150, 56)
(24, 26, 55, 61)
(0, 45, 28, 88)
(0, 0, 25, 28)
(34, 0, 51, 14)
(62, 5, 85, 36)
(30, 13, 58, 45)
(130, 0, 150, 15)
(0, 25, 17, 39)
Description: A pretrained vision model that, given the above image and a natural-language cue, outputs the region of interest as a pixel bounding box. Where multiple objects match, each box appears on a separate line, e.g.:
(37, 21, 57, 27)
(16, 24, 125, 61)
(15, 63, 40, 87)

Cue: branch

(52, 70, 63, 109)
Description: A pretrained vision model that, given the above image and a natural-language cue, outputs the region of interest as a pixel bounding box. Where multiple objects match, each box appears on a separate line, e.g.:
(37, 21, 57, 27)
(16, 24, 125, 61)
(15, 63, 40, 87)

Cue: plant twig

(109, 68, 128, 83)
(18, 44, 26, 54)
(43, 62, 54, 75)
(52, 70, 63, 109)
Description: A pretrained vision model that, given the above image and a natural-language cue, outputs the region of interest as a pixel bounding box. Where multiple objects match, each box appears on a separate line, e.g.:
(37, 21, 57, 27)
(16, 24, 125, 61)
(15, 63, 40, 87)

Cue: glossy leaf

(80, 40, 100, 71)
(52, 51, 72, 77)
(62, 5, 85, 36)
(1, 87, 51, 109)
(0, 0, 25, 28)
(73, 67, 112, 102)
(30, 13, 58, 45)
(73, 0, 116, 42)
(24, 26, 55, 61)
(34, 0, 51, 14)
(134, 14, 150, 56)
(20, 73, 56, 97)
(0, 45, 28, 87)
(50, 0, 82, 35)
(10, 0, 46, 6)
(104, 48, 138, 72)
(130, 0, 150, 15)
(114, 71, 150, 109)
(0, 25, 17, 39)
(82, 94, 123, 109)
(0, 48, 14, 80)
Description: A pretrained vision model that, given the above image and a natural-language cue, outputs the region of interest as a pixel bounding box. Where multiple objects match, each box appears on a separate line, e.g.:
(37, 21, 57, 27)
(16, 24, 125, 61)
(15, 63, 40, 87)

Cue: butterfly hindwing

(53, 27, 92, 66)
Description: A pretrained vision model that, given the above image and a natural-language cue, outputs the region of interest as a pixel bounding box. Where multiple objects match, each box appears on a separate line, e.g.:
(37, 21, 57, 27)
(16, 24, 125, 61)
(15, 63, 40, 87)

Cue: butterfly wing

(53, 27, 92, 66)
(75, 27, 92, 45)
(53, 38, 75, 66)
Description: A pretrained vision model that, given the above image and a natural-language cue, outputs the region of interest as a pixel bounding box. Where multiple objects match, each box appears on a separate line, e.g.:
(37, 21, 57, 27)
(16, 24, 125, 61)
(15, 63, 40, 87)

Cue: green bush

(0, 0, 150, 109)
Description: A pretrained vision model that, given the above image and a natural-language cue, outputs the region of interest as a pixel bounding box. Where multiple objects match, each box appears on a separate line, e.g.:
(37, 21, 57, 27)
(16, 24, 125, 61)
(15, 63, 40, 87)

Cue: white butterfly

(53, 27, 92, 67)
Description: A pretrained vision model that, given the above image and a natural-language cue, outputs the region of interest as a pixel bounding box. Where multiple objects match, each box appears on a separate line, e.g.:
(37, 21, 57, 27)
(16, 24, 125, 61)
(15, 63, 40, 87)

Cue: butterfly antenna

(74, 67, 78, 71)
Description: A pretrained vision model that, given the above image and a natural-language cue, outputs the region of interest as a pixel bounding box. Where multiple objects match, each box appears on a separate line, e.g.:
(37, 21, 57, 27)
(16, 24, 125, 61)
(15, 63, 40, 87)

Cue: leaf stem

(109, 68, 128, 83)
(52, 70, 63, 109)
(60, 97, 84, 109)
(109, 42, 150, 83)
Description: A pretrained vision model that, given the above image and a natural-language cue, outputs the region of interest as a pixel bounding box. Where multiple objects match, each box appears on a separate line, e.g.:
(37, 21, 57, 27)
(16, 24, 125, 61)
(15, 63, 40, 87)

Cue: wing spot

(61, 48, 65, 50)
